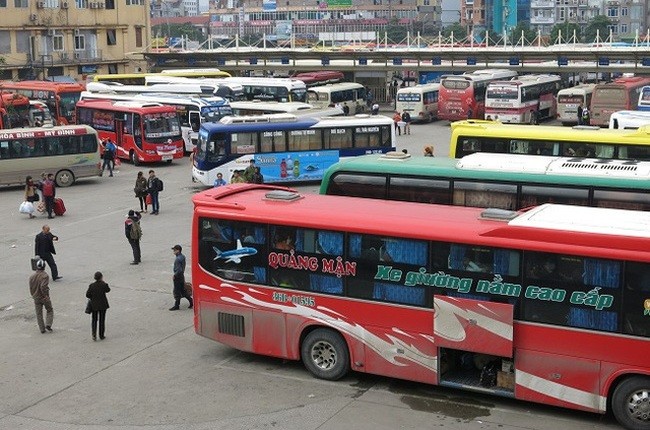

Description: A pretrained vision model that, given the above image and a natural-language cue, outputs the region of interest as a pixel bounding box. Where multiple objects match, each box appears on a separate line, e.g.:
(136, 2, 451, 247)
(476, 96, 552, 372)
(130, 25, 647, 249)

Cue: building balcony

(530, 16, 556, 24)
(27, 49, 103, 66)
(530, 0, 554, 8)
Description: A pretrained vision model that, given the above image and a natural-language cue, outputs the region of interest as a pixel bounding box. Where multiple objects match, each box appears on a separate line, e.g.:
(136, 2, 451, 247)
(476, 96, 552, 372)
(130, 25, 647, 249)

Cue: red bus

(292, 71, 345, 87)
(0, 92, 31, 129)
(193, 184, 650, 430)
(590, 76, 650, 127)
(75, 99, 184, 165)
(438, 69, 517, 121)
(0, 80, 84, 125)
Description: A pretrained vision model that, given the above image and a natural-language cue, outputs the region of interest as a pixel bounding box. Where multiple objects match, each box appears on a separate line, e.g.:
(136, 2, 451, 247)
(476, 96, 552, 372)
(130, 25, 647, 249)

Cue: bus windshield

(143, 112, 181, 140)
(486, 86, 518, 99)
(291, 88, 308, 103)
(59, 91, 81, 122)
(201, 105, 232, 123)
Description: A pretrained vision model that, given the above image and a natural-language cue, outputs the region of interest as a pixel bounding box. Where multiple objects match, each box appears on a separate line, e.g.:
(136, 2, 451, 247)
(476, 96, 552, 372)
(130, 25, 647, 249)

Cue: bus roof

(321, 152, 650, 191)
(80, 91, 229, 107)
(441, 69, 517, 82)
(193, 185, 650, 259)
(490, 74, 561, 86)
(307, 82, 364, 92)
(0, 80, 84, 91)
(396, 83, 440, 93)
(557, 84, 597, 96)
(76, 98, 177, 113)
(230, 101, 313, 112)
(450, 120, 650, 144)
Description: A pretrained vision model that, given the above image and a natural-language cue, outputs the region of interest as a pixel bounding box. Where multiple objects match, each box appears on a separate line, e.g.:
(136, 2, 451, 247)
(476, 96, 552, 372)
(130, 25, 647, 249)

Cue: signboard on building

(263, 0, 276, 11)
(326, 0, 352, 8)
(276, 20, 292, 40)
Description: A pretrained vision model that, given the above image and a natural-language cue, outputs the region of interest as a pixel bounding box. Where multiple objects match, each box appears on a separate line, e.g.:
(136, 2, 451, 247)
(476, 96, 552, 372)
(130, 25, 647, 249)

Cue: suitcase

(53, 198, 66, 216)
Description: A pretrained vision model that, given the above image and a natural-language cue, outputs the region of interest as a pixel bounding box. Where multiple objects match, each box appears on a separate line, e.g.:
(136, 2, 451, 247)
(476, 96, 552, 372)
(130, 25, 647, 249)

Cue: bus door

(433, 296, 514, 388)
(133, 114, 142, 149)
(114, 118, 124, 151)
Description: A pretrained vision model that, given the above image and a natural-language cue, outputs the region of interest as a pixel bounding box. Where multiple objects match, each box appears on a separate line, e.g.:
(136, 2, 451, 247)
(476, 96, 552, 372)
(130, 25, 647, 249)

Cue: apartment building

(0, 0, 150, 80)
(604, 0, 647, 39)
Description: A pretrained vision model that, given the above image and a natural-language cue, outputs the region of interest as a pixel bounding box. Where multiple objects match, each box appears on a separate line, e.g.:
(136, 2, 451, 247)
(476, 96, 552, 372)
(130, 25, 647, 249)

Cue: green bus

(319, 152, 650, 211)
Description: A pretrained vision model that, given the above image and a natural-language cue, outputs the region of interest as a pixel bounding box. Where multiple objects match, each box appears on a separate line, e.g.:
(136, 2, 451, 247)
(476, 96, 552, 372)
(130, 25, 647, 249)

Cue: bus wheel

(612, 376, 650, 430)
(130, 151, 140, 166)
(301, 328, 350, 381)
(55, 170, 74, 187)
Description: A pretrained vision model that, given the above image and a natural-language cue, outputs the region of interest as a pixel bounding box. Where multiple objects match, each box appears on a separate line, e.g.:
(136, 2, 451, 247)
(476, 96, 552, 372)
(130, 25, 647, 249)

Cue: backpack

(129, 220, 142, 240)
(402, 112, 411, 122)
(582, 109, 590, 120)
(104, 142, 115, 159)
(42, 180, 54, 197)
(156, 178, 164, 192)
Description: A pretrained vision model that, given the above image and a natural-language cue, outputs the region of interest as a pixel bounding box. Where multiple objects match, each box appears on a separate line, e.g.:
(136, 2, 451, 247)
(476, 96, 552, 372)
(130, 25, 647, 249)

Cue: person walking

(392, 111, 402, 136)
(134, 171, 148, 213)
(124, 210, 142, 265)
(169, 245, 192, 311)
(29, 259, 53, 334)
(577, 104, 584, 125)
(402, 110, 411, 135)
(35, 225, 61, 281)
(24, 176, 38, 219)
(467, 107, 473, 120)
(86, 271, 110, 341)
(41, 173, 56, 219)
(102, 139, 116, 177)
(371, 102, 379, 115)
(147, 170, 161, 215)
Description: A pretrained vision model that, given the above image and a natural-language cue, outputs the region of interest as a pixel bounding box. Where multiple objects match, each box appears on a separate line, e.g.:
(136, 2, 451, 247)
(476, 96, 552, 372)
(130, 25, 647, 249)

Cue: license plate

(162, 155, 173, 161)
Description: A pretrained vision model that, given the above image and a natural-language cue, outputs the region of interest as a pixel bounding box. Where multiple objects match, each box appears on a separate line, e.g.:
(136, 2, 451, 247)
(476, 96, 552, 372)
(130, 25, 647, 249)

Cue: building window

(16, 31, 30, 53)
(621, 23, 628, 33)
(105, 0, 114, 8)
(107, 29, 117, 45)
(135, 27, 143, 47)
(621, 7, 627, 16)
(53, 34, 64, 51)
(0, 0, 6, 7)
(76, 0, 89, 7)
(14, 0, 28, 7)
(607, 7, 618, 17)
(45, 0, 59, 7)
(0, 31, 9, 53)
(74, 34, 85, 50)
(108, 63, 118, 73)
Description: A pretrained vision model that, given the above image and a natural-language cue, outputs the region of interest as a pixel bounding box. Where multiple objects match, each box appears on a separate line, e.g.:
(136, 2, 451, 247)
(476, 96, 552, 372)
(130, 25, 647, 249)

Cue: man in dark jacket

(147, 170, 161, 215)
(124, 210, 142, 265)
(86, 271, 110, 341)
(35, 224, 61, 281)
(169, 244, 193, 311)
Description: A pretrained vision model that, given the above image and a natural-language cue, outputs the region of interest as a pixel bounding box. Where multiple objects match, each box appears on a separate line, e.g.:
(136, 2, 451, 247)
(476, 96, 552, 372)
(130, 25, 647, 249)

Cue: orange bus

(590, 76, 650, 127)
(0, 81, 84, 125)
(0, 92, 31, 129)
(75, 99, 184, 165)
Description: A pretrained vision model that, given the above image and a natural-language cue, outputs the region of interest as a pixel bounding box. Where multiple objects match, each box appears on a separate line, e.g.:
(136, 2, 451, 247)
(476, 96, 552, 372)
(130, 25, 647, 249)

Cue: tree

(550, 22, 582, 43)
(385, 18, 408, 44)
(509, 22, 536, 45)
(583, 15, 613, 43)
(152, 22, 205, 43)
(442, 22, 467, 41)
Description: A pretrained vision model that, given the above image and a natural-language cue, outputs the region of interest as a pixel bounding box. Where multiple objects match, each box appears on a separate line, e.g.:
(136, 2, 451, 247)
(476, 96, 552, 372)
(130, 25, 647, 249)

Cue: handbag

(145, 194, 152, 205)
(28, 193, 40, 202)
(31, 257, 41, 271)
(19, 201, 35, 214)
(85, 300, 92, 314)
(184, 281, 193, 298)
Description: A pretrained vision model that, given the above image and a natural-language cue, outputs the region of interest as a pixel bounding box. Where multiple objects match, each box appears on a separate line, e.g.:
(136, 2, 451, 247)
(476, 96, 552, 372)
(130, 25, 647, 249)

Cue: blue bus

(192, 113, 396, 186)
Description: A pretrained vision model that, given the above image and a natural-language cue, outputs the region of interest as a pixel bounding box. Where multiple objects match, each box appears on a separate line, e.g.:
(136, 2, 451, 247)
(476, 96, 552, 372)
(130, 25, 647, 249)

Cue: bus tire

(130, 151, 140, 166)
(612, 375, 650, 430)
(55, 170, 74, 187)
(301, 328, 350, 381)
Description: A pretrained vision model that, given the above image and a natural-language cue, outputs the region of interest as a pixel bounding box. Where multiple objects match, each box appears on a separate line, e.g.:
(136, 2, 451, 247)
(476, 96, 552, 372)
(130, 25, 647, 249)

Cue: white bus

(307, 82, 367, 112)
(395, 83, 440, 123)
(0, 125, 101, 187)
(79, 91, 232, 152)
(609, 110, 650, 129)
(556, 84, 596, 126)
(142, 76, 245, 101)
(230, 101, 343, 118)
(224, 77, 308, 103)
(485, 74, 562, 124)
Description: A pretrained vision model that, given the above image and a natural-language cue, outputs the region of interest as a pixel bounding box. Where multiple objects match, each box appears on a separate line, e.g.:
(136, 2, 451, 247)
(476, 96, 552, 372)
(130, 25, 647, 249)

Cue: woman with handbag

(23, 176, 38, 219)
(85, 271, 110, 341)
(134, 171, 148, 213)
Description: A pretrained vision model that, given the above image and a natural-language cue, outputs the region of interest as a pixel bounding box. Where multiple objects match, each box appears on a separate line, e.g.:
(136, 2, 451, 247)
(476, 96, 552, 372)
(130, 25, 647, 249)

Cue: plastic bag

(19, 201, 34, 214)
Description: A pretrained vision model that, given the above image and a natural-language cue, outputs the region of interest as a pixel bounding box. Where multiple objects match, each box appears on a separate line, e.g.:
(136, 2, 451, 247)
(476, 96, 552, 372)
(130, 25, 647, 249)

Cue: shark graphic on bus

(213, 239, 257, 264)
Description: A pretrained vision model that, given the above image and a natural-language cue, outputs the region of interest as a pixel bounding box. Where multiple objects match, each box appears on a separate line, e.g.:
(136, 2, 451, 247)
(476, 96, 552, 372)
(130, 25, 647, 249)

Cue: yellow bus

(449, 120, 650, 160)
(92, 68, 231, 85)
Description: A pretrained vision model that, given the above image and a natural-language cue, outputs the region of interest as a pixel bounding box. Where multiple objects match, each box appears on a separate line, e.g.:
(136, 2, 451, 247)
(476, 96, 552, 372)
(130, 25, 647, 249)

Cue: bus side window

(189, 112, 200, 132)
(0, 141, 8, 159)
(623, 261, 650, 337)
